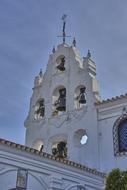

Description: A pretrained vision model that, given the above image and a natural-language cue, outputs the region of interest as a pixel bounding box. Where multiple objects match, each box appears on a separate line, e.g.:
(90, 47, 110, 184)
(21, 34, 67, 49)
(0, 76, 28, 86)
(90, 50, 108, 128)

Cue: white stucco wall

(97, 99, 127, 172)
(0, 141, 105, 190)
(24, 43, 100, 170)
(24, 42, 127, 174)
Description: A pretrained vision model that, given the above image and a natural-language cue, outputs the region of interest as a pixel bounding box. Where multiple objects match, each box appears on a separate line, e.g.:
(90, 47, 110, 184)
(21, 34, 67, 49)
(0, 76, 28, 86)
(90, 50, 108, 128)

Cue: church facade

(0, 43, 106, 190)
(25, 42, 127, 173)
(0, 19, 127, 189)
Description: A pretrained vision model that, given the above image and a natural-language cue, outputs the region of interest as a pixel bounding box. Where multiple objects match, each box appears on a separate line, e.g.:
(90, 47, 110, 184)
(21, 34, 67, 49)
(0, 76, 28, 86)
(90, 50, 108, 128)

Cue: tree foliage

(105, 168, 127, 190)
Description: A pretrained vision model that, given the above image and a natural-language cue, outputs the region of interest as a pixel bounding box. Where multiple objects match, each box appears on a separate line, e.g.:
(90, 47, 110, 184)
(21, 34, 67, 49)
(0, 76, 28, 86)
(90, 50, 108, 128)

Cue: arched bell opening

(74, 85, 86, 109)
(56, 55, 66, 72)
(52, 141, 67, 158)
(32, 139, 44, 152)
(34, 98, 45, 120)
(52, 86, 66, 116)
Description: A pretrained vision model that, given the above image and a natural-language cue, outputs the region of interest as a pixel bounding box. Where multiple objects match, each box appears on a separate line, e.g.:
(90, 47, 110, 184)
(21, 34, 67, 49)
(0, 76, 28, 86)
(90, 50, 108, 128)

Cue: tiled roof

(95, 93, 127, 105)
(0, 138, 105, 177)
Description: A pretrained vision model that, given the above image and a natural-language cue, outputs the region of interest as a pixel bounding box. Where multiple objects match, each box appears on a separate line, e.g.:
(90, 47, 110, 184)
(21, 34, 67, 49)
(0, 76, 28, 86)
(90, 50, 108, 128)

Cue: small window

(80, 134, 88, 145)
(118, 120, 127, 152)
(74, 129, 88, 147)
(34, 99, 45, 120)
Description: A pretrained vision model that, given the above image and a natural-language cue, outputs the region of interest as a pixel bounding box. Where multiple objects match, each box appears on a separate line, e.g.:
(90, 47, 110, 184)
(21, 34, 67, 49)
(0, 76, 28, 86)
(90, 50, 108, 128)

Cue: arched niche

(55, 55, 66, 72)
(73, 129, 88, 147)
(74, 85, 86, 109)
(34, 98, 45, 120)
(32, 139, 44, 152)
(52, 85, 66, 116)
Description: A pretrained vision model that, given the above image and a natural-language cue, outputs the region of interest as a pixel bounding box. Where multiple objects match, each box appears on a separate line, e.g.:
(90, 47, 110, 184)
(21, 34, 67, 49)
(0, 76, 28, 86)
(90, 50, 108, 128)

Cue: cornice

(0, 138, 105, 178)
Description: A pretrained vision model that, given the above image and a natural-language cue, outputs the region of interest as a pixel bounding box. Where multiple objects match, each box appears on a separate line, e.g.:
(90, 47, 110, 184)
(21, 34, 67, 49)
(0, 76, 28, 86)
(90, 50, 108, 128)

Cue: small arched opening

(49, 134, 67, 158)
(52, 141, 67, 158)
(34, 98, 45, 120)
(56, 55, 66, 72)
(52, 86, 66, 116)
(74, 85, 86, 109)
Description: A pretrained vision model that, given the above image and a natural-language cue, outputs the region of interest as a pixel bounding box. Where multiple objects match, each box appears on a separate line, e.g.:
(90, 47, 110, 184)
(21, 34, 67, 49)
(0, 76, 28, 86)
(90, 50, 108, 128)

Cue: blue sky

(0, 0, 127, 144)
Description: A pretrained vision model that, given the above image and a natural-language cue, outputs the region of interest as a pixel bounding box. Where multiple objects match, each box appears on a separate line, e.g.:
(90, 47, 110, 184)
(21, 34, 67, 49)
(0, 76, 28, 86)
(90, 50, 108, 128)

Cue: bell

(55, 89, 66, 111)
(79, 87, 86, 104)
(52, 148, 57, 156)
(57, 57, 65, 71)
(57, 141, 66, 158)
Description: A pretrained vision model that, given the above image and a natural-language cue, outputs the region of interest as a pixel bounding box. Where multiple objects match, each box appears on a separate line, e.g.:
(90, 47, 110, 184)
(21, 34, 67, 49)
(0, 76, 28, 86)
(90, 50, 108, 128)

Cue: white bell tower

(24, 16, 101, 170)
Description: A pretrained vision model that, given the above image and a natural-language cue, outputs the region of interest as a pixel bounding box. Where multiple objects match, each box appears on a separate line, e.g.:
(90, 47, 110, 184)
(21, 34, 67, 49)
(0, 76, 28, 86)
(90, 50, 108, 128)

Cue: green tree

(105, 168, 127, 190)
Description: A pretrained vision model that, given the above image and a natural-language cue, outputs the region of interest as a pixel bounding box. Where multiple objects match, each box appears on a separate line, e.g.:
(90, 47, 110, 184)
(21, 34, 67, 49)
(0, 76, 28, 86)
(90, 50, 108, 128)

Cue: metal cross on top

(58, 14, 71, 44)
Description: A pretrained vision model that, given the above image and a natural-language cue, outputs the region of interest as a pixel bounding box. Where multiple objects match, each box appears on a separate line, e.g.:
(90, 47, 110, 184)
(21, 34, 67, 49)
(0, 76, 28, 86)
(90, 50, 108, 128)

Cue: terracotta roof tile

(95, 93, 127, 105)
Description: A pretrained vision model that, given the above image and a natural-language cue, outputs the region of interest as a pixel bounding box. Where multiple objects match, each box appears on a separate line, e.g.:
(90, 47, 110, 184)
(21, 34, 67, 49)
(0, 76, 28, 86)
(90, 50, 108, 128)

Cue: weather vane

(58, 14, 71, 44)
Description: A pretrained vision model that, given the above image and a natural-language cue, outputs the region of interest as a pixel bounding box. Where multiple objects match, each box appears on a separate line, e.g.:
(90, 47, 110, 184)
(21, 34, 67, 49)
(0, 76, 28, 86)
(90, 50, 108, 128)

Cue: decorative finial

(57, 14, 71, 44)
(72, 37, 76, 47)
(87, 50, 91, 58)
(52, 46, 55, 53)
(39, 69, 43, 77)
